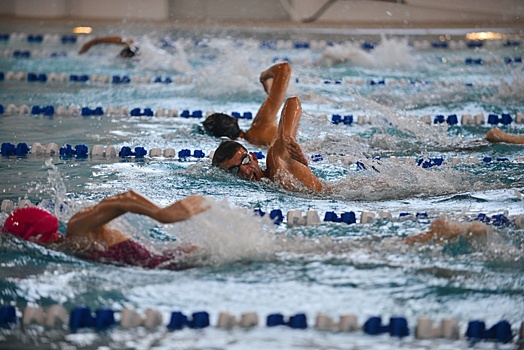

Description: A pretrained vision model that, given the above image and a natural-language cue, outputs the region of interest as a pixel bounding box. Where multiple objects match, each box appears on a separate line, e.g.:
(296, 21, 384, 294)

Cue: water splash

(137, 37, 192, 73)
(320, 35, 413, 69)
(42, 159, 74, 221)
(193, 40, 261, 98)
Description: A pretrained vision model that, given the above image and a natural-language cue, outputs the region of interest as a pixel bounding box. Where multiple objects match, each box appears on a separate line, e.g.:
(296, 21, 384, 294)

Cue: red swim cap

(2, 207, 61, 243)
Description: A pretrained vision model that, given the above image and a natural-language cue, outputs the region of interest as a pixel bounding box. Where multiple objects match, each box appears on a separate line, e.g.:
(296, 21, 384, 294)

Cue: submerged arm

(404, 218, 491, 245)
(486, 127, 524, 144)
(78, 36, 133, 54)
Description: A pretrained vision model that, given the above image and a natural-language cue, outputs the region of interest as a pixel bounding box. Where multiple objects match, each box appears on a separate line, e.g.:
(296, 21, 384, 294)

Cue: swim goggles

(228, 153, 251, 175)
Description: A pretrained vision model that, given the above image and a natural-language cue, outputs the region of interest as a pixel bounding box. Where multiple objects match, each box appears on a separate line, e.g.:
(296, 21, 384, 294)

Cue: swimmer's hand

(261, 77, 273, 95)
(259, 67, 274, 95)
(78, 42, 93, 54)
(157, 195, 210, 223)
(284, 136, 309, 166)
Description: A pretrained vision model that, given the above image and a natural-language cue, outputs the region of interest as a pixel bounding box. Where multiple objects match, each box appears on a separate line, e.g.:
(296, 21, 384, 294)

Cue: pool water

(0, 22, 523, 349)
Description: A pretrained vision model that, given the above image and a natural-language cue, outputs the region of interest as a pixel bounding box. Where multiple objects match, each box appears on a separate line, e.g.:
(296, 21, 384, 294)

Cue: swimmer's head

(212, 141, 265, 181)
(119, 45, 139, 58)
(2, 207, 62, 244)
(203, 113, 243, 140)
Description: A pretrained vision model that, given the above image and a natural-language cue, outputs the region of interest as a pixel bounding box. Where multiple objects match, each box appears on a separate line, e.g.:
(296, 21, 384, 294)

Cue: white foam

(137, 37, 192, 73)
(320, 35, 413, 69)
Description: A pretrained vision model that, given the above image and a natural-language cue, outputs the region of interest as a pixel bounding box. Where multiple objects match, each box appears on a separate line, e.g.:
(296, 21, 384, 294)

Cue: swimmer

(404, 217, 491, 245)
(203, 62, 291, 146)
(1, 191, 209, 269)
(212, 96, 327, 193)
(486, 127, 524, 144)
(78, 36, 139, 58)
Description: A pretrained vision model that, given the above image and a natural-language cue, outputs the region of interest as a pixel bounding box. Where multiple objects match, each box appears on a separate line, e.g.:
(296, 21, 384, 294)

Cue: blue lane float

(252, 151, 265, 160)
(59, 144, 88, 158)
(1, 142, 29, 156)
(231, 111, 253, 119)
(111, 75, 131, 84)
(0, 305, 17, 328)
(324, 211, 357, 225)
(12, 50, 31, 58)
(465, 58, 484, 65)
(467, 40, 483, 48)
(361, 41, 376, 50)
(474, 213, 511, 227)
(81, 106, 104, 116)
(466, 320, 513, 343)
(417, 157, 444, 168)
(367, 79, 385, 85)
(323, 79, 342, 84)
(260, 40, 277, 49)
(50, 51, 68, 58)
(60, 35, 77, 44)
(180, 110, 203, 118)
(130, 108, 154, 117)
(69, 74, 90, 82)
(364, 316, 410, 337)
(27, 72, 47, 83)
(331, 114, 353, 125)
(119, 146, 147, 158)
(177, 149, 206, 160)
(69, 306, 116, 332)
(253, 208, 284, 225)
(31, 105, 54, 116)
(504, 56, 523, 64)
(167, 311, 210, 331)
(267, 313, 308, 329)
(310, 154, 323, 162)
(69, 306, 95, 331)
(154, 76, 173, 84)
(27, 34, 43, 43)
(432, 41, 448, 48)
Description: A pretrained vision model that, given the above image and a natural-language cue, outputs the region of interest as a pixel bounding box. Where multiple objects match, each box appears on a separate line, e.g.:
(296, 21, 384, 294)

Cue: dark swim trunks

(82, 239, 189, 270)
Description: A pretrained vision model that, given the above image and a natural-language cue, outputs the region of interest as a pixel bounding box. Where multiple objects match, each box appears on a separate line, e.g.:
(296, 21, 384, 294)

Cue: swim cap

(2, 207, 61, 243)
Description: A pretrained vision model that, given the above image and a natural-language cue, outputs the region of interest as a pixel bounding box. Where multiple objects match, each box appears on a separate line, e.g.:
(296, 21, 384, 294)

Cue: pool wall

(1, 0, 523, 28)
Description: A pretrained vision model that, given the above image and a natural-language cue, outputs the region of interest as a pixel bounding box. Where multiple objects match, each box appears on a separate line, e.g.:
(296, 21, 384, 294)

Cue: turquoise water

(0, 22, 523, 349)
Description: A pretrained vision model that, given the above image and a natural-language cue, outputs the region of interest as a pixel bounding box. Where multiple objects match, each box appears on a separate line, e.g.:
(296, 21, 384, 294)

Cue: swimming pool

(0, 20, 523, 349)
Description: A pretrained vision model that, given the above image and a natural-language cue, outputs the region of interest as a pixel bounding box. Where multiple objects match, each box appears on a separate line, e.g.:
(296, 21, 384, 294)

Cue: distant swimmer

(486, 127, 524, 144)
(203, 62, 291, 147)
(1, 191, 210, 270)
(78, 36, 139, 58)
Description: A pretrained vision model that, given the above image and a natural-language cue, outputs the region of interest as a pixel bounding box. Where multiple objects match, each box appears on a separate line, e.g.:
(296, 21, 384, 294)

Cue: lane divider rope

(0, 304, 522, 344)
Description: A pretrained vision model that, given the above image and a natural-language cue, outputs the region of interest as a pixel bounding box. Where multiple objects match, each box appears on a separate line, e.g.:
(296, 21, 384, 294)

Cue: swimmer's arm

(277, 96, 309, 166)
(486, 127, 524, 144)
(259, 62, 291, 95)
(67, 191, 209, 237)
(156, 196, 210, 223)
(404, 219, 491, 245)
(404, 231, 435, 245)
(78, 36, 133, 54)
(244, 63, 291, 146)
